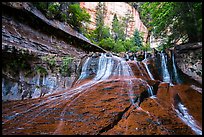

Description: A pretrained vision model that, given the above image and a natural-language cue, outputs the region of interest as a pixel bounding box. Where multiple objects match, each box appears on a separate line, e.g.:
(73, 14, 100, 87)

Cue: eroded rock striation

(175, 42, 202, 85)
(2, 2, 106, 101)
(2, 52, 202, 135)
(2, 2, 202, 135)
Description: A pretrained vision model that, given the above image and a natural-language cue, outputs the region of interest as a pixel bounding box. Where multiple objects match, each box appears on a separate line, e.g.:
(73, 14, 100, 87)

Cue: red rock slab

(170, 84, 202, 129)
(103, 97, 195, 135)
(2, 76, 149, 135)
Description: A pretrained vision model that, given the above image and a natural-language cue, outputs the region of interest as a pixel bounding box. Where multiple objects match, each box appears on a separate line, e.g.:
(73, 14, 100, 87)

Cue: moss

(60, 56, 73, 76)
(41, 55, 56, 68)
(35, 65, 48, 75)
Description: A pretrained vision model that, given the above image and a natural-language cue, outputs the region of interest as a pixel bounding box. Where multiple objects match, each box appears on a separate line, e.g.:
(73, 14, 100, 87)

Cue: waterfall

(144, 51, 147, 60)
(147, 85, 154, 97)
(142, 60, 154, 80)
(94, 53, 114, 81)
(76, 53, 134, 84)
(73, 53, 153, 107)
(160, 52, 171, 83)
(76, 57, 91, 82)
(175, 102, 202, 135)
(172, 51, 181, 84)
(133, 54, 137, 61)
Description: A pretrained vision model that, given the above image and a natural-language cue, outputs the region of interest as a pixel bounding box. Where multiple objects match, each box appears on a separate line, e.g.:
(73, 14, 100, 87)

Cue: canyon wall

(80, 2, 148, 42)
(175, 42, 202, 85)
(2, 2, 105, 101)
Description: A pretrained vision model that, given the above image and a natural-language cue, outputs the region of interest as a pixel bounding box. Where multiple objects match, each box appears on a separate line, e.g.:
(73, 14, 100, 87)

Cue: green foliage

(60, 56, 73, 76)
(114, 40, 126, 53)
(41, 56, 56, 69)
(93, 2, 108, 42)
(33, 2, 90, 33)
(133, 29, 143, 47)
(67, 4, 91, 32)
(95, 2, 107, 27)
(35, 66, 48, 75)
(122, 11, 135, 39)
(155, 42, 172, 51)
(46, 2, 60, 19)
(98, 37, 115, 51)
(111, 14, 125, 41)
(93, 25, 111, 42)
(141, 42, 151, 51)
(81, 2, 149, 53)
(123, 38, 135, 52)
(140, 2, 202, 43)
(32, 2, 49, 12)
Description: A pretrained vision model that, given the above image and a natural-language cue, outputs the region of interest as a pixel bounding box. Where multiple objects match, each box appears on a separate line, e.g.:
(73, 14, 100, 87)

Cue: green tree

(133, 29, 143, 47)
(140, 2, 202, 44)
(33, 2, 91, 33)
(114, 40, 126, 53)
(46, 2, 60, 19)
(94, 2, 108, 42)
(123, 38, 136, 52)
(98, 37, 115, 51)
(67, 4, 91, 32)
(111, 14, 125, 42)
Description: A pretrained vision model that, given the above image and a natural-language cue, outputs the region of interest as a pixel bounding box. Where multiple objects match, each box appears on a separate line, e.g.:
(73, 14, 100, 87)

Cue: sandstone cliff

(80, 2, 148, 42)
(175, 42, 202, 85)
(2, 2, 106, 101)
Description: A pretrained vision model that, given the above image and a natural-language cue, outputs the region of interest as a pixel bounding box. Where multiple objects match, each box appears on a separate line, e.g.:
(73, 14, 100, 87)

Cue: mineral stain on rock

(2, 2, 202, 136)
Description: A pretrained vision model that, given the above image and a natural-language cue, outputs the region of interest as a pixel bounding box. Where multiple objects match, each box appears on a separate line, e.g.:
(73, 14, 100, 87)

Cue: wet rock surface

(175, 42, 202, 84)
(1, 2, 202, 135)
(2, 54, 202, 135)
(2, 2, 107, 101)
(2, 79, 202, 135)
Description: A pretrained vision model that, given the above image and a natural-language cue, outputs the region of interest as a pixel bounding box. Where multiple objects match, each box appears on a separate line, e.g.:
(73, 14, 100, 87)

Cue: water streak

(160, 53, 171, 83)
(175, 102, 202, 135)
(172, 52, 181, 84)
(142, 60, 154, 80)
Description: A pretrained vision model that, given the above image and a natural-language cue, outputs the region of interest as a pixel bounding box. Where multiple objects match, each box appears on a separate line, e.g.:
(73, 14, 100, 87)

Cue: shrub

(60, 56, 73, 76)
(67, 4, 90, 32)
(98, 37, 115, 51)
(114, 40, 126, 53)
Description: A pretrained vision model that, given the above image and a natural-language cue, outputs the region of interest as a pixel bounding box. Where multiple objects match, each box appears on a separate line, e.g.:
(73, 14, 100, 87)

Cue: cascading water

(73, 53, 154, 107)
(142, 60, 154, 80)
(160, 52, 171, 83)
(175, 102, 202, 135)
(172, 51, 182, 84)
(76, 57, 91, 82)
(3, 51, 202, 135)
(133, 54, 137, 61)
(94, 53, 115, 81)
(144, 51, 147, 60)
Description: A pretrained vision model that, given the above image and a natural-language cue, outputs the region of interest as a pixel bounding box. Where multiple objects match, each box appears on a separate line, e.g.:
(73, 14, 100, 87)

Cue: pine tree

(95, 2, 107, 42)
(133, 29, 143, 47)
(111, 14, 125, 42)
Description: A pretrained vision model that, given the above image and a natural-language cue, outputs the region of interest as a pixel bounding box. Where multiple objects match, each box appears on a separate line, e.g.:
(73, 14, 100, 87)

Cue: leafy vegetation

(60, 56, 73, 76)
(33, 2, 90, 33)
(32, 2, 202, 53)
(139, 2, 202, 47)
(35, 66, 48, 75)
(83, 2, 148, 53)
(68, 4, 91, 32)
(111, 14, 125, 41)
(133, 29, 143, 48)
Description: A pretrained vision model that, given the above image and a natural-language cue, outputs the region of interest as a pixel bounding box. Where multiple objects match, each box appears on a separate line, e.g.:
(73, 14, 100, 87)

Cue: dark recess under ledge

(2, 2, 107, 53)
